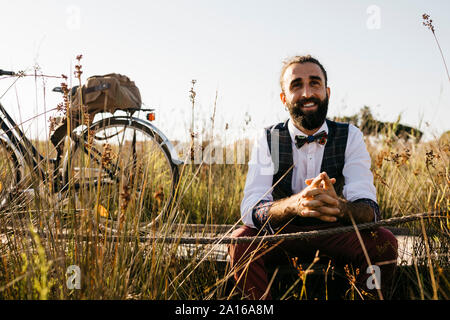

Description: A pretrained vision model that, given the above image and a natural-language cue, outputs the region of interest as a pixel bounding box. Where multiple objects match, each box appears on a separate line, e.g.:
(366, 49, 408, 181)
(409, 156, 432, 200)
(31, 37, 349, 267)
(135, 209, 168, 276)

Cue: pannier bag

(70, 73, 142, 117)
(51, 73, 141, 148)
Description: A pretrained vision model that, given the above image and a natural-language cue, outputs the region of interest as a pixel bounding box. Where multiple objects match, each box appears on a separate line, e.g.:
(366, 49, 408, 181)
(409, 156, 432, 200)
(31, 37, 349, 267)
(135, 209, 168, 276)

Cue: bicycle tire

(0, 137, 21, 208)
(61, 117, 179, 230)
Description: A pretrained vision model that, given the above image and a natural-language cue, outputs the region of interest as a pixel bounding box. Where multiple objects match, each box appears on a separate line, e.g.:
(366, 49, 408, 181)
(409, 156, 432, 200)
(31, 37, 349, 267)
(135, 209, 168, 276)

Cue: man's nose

(301, 85, 312, 99)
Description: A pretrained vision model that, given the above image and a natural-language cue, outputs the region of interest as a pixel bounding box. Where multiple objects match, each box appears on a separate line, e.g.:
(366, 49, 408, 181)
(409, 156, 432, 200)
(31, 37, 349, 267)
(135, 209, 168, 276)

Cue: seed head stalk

(422, 14, 450, 82)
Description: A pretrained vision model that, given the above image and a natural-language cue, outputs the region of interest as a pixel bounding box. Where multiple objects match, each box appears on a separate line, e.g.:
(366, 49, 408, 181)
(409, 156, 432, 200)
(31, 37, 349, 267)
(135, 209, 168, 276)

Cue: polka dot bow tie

(294, 130, 328, 149)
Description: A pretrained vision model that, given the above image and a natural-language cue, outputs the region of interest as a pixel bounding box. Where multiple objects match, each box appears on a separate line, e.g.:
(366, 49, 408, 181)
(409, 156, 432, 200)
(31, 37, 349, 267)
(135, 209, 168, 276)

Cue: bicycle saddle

(52, 85, 79, 97)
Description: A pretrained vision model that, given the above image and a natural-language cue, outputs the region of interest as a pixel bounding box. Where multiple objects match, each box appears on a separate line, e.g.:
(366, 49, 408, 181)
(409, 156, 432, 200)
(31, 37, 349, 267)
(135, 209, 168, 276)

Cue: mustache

(293, 97, 322, 108)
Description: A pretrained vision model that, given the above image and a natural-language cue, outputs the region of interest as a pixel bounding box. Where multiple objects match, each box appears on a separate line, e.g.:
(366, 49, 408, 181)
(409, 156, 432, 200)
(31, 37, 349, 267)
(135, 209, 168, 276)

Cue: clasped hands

(293, 172, 344, 222)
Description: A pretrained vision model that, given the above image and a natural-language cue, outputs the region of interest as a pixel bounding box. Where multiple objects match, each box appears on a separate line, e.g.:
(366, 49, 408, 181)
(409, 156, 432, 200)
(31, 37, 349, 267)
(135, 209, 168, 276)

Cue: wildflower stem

(431, 31, 450, 82)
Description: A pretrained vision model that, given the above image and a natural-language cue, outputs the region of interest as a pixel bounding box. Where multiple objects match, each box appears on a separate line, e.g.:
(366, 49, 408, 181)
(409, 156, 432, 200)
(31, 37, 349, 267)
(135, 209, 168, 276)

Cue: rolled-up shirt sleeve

(343, 125, 379, 222)
(352, 198, 381, 222)
(240, 130, 275, 229)
(251, 200, 275, 234)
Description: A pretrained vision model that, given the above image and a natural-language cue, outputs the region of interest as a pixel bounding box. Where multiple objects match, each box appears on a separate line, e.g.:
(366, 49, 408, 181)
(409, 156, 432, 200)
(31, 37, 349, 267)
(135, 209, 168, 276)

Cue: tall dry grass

(0, 120, 448, 300)
(1, 14, 449, 297)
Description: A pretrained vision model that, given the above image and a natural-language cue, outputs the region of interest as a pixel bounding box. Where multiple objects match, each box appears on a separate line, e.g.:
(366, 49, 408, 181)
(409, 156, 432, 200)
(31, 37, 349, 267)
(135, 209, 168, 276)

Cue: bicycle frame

(0, 101, 183, 194)
(0, 102, 48, 180)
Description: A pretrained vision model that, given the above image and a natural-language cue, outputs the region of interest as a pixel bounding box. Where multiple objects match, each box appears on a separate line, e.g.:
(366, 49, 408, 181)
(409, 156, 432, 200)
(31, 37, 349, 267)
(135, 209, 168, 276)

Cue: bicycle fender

(106, 116, 184, 166)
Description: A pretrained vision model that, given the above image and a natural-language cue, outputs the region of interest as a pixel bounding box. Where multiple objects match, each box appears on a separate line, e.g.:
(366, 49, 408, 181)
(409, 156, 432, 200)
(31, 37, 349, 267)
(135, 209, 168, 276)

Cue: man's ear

(280, 92, 286, 105)
(326, 87, 331, 99)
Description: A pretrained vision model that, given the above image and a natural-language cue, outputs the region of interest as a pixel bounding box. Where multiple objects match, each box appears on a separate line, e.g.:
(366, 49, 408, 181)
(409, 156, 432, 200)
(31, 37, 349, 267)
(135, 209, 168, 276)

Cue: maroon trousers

(228, 222, 398, 300)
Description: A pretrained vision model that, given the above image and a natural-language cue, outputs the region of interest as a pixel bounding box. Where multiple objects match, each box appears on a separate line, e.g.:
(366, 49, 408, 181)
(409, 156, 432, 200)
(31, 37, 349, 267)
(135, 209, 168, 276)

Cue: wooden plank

(174, 224, 429, 237)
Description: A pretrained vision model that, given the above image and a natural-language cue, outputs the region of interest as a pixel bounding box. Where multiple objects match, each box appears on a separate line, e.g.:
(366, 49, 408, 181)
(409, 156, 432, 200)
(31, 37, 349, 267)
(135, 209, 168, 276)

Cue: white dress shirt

(240, 119, 377, 228)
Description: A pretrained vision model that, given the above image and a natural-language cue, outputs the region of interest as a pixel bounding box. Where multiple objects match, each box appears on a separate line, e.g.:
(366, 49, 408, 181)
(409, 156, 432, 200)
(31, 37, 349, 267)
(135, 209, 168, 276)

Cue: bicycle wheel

(62, 117, 179, 230)
(0, 137, 21, 208)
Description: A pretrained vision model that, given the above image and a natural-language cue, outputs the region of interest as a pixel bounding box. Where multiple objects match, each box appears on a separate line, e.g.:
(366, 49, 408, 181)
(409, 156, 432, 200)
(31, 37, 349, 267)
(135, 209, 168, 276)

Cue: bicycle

(0, 68, 182, 229)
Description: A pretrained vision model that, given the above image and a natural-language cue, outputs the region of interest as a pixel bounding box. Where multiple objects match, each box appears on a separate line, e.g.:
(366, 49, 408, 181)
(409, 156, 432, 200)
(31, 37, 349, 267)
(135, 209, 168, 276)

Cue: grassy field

(0, 8, 449, 302)
(0, 125, 448, 300)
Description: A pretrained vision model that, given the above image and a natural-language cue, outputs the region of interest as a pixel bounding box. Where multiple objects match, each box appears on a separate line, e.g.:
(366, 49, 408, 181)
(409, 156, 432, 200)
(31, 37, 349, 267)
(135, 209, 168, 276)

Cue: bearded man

(228, 55, 398, 300)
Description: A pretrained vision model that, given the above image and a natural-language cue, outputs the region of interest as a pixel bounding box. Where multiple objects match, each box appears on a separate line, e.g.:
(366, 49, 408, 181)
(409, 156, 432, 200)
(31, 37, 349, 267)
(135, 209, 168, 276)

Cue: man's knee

(231, 225, 258, 238)
(228, 226, 259, 264)
(371, 228, 398, 262)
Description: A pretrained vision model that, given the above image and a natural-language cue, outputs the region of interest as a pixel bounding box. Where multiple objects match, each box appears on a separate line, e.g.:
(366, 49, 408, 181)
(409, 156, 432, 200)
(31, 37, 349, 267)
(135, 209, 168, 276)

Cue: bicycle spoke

(62, 118, 178, 231)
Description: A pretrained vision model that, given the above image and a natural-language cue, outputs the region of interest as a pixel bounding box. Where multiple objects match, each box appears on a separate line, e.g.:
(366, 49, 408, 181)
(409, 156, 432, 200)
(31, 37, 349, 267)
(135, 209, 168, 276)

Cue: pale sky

(1, 0, 449, 142)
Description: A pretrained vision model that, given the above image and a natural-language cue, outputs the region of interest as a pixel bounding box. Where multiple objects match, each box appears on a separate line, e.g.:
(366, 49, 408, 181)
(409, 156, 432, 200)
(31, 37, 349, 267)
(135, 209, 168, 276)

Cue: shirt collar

(287, 118, 329, 143)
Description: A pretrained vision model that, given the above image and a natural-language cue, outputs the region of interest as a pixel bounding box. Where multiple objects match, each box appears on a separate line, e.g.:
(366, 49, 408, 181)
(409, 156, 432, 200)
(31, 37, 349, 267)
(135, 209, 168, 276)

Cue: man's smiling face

(280, 62, 330, 133)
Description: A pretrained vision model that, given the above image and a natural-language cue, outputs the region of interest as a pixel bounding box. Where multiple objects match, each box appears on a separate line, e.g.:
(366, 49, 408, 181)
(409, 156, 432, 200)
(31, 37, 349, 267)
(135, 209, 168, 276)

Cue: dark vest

(265, 118, 349, 226)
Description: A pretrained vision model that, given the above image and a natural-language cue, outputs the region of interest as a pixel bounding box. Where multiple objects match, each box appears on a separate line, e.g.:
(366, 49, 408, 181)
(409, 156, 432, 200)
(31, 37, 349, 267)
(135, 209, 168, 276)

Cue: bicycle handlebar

(0, 69, 15, 76)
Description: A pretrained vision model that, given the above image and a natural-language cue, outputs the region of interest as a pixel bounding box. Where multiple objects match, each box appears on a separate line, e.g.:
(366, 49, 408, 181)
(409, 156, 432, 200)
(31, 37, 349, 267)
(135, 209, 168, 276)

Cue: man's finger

(302, 188, 326, 198)
(300, 210, 322, 218)
(301, 199, 325, 209)
(313, 194, 339, 206)
(316, 205, 341, 216)
(321, 172, 334, 189)
(317, 215, 338, 222)
(319, 172, 339, 198)
(309, 175, 324, 188)
(300, 210, 339, 222)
